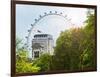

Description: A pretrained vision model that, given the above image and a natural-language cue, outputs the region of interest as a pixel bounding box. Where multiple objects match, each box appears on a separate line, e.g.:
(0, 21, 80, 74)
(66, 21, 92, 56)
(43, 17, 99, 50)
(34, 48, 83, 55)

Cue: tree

(51, 10, 96, 71)
(80, 10, 96, 69)
(16, 37, 41, 73)
(16, 37, 23, 52)
(52, 28, 84, 71)
(32, 53, 52, 72)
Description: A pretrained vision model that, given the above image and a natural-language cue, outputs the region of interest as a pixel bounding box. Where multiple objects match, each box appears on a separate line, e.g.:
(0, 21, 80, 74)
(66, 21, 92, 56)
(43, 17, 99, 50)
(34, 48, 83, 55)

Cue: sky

(16, 4, 94, 52)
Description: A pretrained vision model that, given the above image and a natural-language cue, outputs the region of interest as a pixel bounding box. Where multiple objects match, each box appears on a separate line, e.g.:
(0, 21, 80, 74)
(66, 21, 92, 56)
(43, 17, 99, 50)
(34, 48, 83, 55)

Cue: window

(34, 51, 39, 58)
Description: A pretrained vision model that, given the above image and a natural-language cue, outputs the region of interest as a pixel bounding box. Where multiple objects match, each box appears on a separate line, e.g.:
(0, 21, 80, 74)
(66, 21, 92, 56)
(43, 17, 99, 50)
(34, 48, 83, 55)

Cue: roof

(34, 34, 52, 38)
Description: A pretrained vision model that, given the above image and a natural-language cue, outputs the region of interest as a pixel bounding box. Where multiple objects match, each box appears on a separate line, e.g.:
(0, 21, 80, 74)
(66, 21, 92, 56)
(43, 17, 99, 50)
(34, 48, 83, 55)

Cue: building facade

(32, 34, 54, 59)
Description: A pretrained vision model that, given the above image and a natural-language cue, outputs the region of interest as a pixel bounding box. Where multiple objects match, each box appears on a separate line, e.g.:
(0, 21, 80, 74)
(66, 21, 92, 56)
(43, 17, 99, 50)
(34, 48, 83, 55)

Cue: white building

(32, 34, 54, 59)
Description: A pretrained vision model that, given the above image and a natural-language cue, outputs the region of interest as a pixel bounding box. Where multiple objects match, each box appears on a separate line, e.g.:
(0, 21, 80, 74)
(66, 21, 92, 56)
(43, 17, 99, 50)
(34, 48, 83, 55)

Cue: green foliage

(80, 10, 96, 69)
(52, 28, 83, 70)
(32, 53, 52, 72)
(16, 37, 23, 52)
(51, 10, 96, 71)
(16, 38, 41, 73)
(16, 49, 41, 73)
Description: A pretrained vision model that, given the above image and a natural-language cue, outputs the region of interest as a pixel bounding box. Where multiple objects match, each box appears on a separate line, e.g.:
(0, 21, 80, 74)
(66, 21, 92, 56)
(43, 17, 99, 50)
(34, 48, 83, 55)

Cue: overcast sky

(16, 4, 94, 47)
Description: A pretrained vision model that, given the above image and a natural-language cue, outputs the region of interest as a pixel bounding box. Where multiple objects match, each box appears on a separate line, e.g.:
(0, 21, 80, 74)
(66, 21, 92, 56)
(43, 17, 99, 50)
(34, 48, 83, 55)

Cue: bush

(32, 53, 52, 72)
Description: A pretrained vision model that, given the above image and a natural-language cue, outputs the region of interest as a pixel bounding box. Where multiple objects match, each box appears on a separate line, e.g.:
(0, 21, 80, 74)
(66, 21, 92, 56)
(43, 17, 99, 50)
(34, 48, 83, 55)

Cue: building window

(34, 51, 39, 58)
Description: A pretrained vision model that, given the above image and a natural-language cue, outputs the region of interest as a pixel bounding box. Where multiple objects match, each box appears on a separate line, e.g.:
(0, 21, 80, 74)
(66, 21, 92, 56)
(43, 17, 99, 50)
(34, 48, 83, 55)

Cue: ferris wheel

(23, 11, 73, 53)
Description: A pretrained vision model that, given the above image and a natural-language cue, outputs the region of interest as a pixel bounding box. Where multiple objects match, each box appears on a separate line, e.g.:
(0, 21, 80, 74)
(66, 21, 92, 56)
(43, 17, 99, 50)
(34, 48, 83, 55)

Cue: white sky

(16, 4, 94, 50)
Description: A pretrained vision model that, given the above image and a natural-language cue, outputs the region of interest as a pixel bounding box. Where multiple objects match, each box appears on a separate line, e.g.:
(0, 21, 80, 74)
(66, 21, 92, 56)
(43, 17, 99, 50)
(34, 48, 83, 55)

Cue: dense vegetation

(16, 10, 96, 73)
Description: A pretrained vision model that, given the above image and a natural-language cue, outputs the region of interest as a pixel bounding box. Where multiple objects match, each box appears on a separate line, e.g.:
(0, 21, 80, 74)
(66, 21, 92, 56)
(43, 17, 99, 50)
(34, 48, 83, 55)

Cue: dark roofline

(34, 34, 52, 38)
